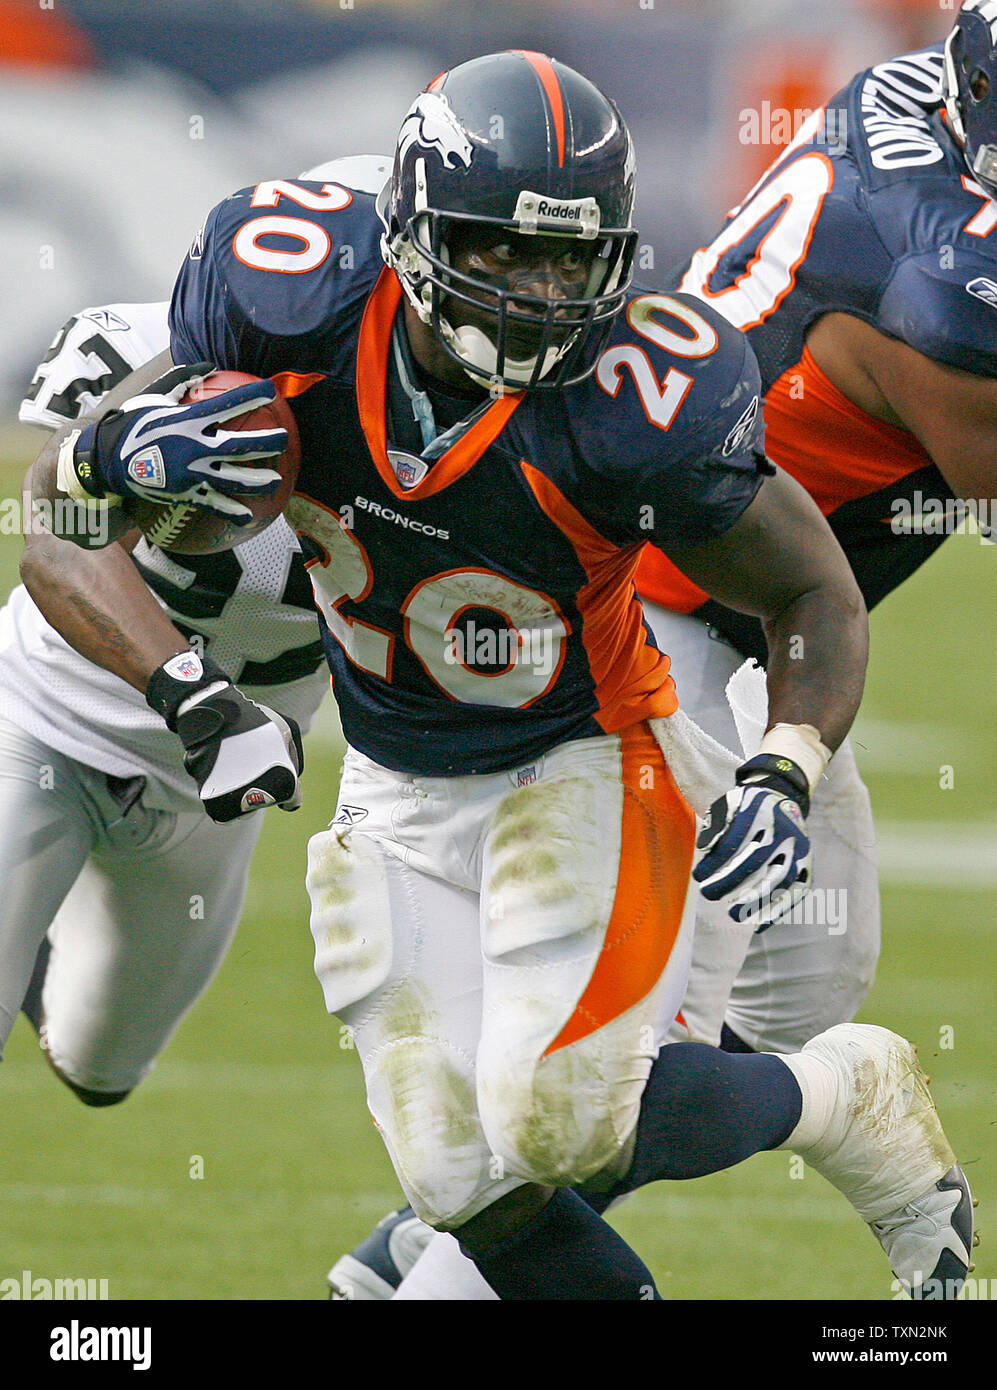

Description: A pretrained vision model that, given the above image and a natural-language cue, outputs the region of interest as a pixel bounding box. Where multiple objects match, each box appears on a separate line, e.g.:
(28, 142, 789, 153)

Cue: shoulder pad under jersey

(573, 289, 769, 550)
(169, 180, 384, 378)
(879, 249, 997, 377)
(844, 47, 949, 194)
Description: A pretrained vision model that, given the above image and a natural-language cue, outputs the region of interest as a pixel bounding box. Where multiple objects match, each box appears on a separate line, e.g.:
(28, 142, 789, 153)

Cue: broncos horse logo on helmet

(378, 50, 638, 392)
(395, 92, 475, 174)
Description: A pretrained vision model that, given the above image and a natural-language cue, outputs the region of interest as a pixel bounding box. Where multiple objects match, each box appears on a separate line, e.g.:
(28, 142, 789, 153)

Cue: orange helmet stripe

(514, 49, 567, 168)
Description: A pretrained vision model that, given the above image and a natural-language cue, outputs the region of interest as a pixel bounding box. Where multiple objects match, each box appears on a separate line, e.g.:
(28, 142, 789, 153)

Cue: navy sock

(719, 1022, 755, 1053)
(459, 1188, 659, 1300)
(20, 937, 50, 1034)
(609, 1043, 802, 1196)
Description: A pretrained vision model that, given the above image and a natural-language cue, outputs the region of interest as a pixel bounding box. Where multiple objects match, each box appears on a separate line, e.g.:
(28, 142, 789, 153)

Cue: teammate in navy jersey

(34, 52, 972, 1299)
(636, 0, 997, 1064)
(643, 13, 997, 646)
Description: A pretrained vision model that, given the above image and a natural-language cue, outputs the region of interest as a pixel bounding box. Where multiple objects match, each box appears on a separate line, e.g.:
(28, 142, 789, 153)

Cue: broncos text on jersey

(639, 45, 995, 658)
(169, 181, 769, 776)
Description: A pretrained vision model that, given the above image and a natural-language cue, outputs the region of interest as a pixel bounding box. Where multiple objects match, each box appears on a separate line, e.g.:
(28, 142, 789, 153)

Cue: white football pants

(308, 724, 701, 1228)
(390, 608, 882, 1291)
(0, 718, 262, 1093)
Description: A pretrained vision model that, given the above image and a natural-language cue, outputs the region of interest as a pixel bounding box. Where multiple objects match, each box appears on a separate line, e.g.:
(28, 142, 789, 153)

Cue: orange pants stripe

(544, 721, 696, 1055)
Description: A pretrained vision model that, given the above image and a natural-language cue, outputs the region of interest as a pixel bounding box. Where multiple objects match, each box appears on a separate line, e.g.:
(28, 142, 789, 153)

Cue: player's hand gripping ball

(125, 370, 300, 553)
(69, 363, 300, 554)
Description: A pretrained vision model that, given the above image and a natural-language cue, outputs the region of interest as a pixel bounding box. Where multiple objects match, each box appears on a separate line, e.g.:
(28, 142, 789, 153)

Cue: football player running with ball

(336, 1, 997, 1296)
(34, 54, 973, 1299)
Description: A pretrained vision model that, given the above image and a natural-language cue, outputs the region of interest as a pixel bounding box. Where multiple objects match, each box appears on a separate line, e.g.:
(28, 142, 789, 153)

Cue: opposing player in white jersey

(0, 157, 390, 1104)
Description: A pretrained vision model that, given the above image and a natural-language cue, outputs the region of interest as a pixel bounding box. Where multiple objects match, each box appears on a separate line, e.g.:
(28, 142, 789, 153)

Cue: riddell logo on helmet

(537, 200, 582, 220)
(515, 190, 601, 237)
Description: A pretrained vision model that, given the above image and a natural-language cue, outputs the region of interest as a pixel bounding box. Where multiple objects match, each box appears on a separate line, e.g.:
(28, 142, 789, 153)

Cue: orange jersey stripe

(521, 462, 678, 728)
(635, 344, 936, 613)
(515, 49, 567, 168)
(762, 345, 936, 514)
(544, 722, 695, 1054)
(355, 267, 523, 500)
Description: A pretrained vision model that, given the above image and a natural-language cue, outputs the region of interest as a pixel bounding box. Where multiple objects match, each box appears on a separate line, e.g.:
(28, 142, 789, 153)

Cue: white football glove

(146, 652, 303, 823)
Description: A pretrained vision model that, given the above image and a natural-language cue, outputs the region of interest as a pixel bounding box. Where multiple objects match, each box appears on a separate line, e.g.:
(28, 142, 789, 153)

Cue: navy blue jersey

(640, 46, 989, 657)
(170, 179, 767, 774)
(677, 45, 997, 389)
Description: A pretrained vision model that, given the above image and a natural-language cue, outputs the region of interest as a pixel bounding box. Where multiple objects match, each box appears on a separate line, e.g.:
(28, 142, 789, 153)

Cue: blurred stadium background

(1, 0, 993, 1303)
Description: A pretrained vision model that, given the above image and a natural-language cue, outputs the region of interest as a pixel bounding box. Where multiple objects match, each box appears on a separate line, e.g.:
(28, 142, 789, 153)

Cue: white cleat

(784, 1023, 975, 1299)
(870, 1168, 976, 1300)
(327, 1207, 434, 1300)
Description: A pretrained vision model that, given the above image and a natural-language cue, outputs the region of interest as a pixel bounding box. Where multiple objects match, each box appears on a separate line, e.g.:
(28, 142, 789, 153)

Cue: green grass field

(0, 416, 993, 1303)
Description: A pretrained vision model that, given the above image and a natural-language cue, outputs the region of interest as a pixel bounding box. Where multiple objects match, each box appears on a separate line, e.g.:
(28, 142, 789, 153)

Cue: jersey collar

(356, 267, 523, 500)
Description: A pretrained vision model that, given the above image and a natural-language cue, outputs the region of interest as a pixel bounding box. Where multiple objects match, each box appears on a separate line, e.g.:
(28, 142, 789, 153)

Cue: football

(125, 371, 300, 554)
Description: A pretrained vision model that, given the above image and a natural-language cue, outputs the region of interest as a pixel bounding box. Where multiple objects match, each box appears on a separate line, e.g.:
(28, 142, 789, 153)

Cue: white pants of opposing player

(308, 724, 699, 1229)
(646, 604, 881, 1053)
(0, 718, 261, 1093)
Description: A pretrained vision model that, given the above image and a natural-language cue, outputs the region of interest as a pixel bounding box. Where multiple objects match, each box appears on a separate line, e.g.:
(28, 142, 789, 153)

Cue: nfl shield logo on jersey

(387, 450, 429, 489)
(127, 446, 166, 488)
(510, 760, 543, 787)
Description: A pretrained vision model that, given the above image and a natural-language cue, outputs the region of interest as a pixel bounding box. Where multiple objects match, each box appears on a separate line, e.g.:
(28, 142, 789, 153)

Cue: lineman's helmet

(945, 1, 997, 198)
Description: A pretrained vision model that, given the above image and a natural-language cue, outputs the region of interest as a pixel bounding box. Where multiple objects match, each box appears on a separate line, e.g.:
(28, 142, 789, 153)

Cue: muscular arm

(20, 350, 196, 692)
(808, 312, 997, 503)
(664, 468, 868, 752)
(18, 512, 192, 693)
(29, 349, 173, 547)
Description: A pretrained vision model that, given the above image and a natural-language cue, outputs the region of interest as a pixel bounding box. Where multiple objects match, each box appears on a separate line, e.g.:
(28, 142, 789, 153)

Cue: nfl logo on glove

(165, 654, 204, 682)
(127, 447, 166, 487)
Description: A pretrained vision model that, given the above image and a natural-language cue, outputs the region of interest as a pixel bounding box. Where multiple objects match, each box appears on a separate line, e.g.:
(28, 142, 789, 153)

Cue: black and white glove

(692, 753, 812, 930)
(61, 363, 286, 523)
(146, 652, 303, 823)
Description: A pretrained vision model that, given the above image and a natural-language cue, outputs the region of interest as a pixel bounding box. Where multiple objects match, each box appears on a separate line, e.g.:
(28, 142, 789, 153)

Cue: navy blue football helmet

(945, 1, 997, 199)
(379, 50, 638, 391)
